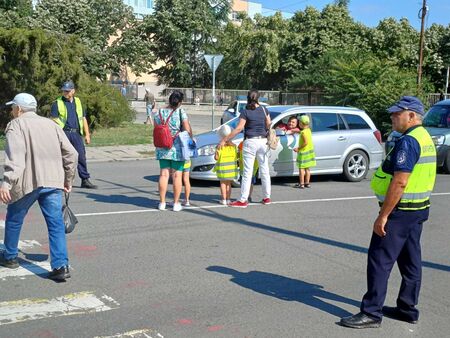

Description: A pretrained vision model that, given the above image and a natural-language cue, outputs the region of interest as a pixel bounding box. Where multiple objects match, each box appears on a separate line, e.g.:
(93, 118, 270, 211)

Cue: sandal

(305, 184, 311, 188)
(294, 183, 305, 189)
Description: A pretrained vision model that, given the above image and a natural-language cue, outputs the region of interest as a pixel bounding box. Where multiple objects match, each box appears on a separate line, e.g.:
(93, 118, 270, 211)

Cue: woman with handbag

(218, 89, 272, 208)
(153, 90, 192, 211)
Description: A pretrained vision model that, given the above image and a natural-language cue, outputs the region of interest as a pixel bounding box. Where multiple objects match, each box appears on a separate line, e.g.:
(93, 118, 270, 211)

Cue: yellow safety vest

(55, 96, 84, 135)
(371, 126, 436, 211)
(214, 145, 238, 180)
(297, 128, 316, 168)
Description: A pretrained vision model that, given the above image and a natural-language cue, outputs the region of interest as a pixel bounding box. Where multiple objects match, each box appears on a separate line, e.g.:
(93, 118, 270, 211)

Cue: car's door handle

(337, 136, 346, 141)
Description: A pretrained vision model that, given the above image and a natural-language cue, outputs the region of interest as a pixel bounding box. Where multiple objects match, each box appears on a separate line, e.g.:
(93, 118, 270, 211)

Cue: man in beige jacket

(0, 93, 78, 281)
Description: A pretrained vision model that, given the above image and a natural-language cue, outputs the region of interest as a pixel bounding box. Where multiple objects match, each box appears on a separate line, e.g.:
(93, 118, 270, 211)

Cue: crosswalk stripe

(0, 261, 52, 280)
(0, 240, 42, 252)
(94, 329, 164, 338)
(0, 291, 119, 326)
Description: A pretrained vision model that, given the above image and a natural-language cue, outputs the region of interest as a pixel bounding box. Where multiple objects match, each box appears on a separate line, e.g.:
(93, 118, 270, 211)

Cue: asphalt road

(0, 160, 449, 338)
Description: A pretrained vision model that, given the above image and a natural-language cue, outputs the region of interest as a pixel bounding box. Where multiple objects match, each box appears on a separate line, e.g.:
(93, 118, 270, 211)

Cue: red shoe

(229, 200, 248, 208)
(262, 198, 271, 205)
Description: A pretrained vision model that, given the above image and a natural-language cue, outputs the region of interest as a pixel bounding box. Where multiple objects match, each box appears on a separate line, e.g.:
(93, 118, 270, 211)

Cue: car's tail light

(373, 130, 382, 144)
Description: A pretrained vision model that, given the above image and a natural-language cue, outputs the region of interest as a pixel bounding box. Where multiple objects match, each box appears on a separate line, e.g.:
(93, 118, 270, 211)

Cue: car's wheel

(343, 150, 369, 182)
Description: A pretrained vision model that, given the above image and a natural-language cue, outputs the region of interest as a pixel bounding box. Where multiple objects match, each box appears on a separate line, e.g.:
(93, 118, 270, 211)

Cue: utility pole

(445, 66, 449, 99)
(417, 0, 427, 92)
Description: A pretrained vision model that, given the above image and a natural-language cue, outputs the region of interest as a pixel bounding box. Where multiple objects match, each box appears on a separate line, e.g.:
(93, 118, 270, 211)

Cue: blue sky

(257, 0, 450, 30)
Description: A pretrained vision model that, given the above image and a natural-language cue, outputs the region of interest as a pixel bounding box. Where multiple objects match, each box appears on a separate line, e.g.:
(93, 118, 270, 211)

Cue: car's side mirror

(228, 108, 235, 114)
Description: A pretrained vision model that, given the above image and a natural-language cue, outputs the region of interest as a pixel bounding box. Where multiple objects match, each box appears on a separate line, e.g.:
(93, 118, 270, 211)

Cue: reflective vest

(214, 145, 238, 180)
(55, 97, 84, 135)
(371, 126, 436, 211)
(297, 128, 316, 168)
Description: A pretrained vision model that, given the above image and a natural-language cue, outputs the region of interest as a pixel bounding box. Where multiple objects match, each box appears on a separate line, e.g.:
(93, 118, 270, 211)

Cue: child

(182, 160, 191, 206)
(294, 115, 316, 188)
(214, 125, 238, 205)
(238, 140, 258, 203)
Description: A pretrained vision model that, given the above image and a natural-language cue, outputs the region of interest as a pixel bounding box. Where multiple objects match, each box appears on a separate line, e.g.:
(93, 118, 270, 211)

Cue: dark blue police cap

(61, 81, 75, 91)
(387, 96, 425, 115)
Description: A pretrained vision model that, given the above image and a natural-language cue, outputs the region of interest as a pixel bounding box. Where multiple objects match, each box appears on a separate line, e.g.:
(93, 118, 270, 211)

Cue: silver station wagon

(190, 106, 384, 182)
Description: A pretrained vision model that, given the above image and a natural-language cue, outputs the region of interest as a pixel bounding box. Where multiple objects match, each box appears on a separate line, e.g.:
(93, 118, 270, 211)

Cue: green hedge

(0, 28, 134, 128)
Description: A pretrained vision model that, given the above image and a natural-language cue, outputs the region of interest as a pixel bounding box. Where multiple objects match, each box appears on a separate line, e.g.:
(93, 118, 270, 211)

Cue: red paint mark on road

(177, 318, 193, 325)
(67, 242, 98, 258)
(207, 325, 224, 332)
(28, 329, 59, 338)
(121, 279, 150, 289)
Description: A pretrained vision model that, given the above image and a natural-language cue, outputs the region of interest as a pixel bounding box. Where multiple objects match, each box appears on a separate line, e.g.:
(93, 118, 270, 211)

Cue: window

(311, 113, 340, 132)
(343, 114, 371, 130)
(424, 105, 450, 128)
(337, 114, 347, 130)
(147, 0, 152, 8)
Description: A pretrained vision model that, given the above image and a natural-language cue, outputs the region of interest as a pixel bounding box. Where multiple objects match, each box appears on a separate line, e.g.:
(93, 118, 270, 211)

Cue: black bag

(63, 193, 78, 234)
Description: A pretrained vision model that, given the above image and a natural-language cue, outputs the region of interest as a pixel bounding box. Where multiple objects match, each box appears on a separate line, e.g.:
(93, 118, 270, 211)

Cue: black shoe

(81, 178, 98, 189)
(340, 312, 381, 329)
(382, 306, 418, 324)
(0, 256, 19, 269)
(48, 266, 71, 281)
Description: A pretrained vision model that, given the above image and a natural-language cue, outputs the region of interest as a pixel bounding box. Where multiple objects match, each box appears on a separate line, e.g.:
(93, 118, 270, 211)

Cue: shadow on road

(207, 265, 359, 318)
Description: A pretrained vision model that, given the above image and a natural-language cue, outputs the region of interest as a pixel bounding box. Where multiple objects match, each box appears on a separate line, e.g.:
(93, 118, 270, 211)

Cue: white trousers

(240, 138, 271, 201)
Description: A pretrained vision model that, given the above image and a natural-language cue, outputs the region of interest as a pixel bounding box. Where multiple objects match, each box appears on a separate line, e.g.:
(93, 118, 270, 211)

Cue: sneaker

(226, 200, 232, 205)
(173, 203, 183, 212)
(158, 202, 166, 211)
(48, 266, 71, 281)
(262, 198, 272, 205)
(183, 201, 191, 207)
(81, 178, 98, 189)
(219, 200, 228, 205)
(229, 200, 248, 208)
(0, 256, 19, 269)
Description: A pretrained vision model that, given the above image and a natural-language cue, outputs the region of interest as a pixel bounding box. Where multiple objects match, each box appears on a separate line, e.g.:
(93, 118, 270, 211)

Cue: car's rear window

(424, 105, 450, 128)
(342, 114, 371, 130)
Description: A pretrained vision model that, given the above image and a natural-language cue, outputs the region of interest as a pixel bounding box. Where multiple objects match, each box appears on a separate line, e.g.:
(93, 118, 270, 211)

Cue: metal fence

(428, 93, 450, 106)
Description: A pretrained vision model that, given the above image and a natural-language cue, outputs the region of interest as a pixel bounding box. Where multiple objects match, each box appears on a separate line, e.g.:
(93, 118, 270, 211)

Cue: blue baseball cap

(61, 81, 75, 91)
(387, 96, 425, 115)
(5, 93, 37, 109)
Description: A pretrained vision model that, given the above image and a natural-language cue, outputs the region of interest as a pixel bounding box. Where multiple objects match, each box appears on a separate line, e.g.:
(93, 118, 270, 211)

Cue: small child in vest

(238, 141, 258, 203)
(214, 125, 238, 205)
(294, 115, 316, 188)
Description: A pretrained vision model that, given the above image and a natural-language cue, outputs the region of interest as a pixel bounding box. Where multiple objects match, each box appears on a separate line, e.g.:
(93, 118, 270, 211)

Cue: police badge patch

(397, 150, 407, 165)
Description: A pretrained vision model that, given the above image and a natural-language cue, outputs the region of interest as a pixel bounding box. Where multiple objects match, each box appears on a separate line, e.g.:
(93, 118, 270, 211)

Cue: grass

(0, 122, 153, 150)
(87, 122, 153, 147)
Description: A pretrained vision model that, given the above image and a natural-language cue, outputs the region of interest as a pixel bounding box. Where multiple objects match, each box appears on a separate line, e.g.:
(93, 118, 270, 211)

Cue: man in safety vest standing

(51, 81, 97, 189)
(340, 96, 436, 329)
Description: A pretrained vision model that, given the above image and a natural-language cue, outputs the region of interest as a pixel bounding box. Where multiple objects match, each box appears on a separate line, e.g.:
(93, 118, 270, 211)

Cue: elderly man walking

(0, 93, 78, 281)
(340, 96, 436, 328)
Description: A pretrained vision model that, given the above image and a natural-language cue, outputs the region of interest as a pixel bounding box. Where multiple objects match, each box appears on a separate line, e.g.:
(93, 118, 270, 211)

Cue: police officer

(51, 81, 97, 189)
(340, 96, 436, 329)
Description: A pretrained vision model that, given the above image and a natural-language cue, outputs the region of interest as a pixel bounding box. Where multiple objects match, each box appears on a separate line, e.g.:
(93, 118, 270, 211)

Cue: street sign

(204, 54, 223, 73)
(203, 54, 224, 129)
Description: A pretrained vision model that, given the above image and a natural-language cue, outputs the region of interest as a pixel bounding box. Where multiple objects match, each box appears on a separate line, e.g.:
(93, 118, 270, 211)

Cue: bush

(0, 28, 134, 128)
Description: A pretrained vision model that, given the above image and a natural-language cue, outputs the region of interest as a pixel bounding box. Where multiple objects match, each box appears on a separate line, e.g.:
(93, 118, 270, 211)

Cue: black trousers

(360, 208, 429, 321)
(64, 131, 90, 179)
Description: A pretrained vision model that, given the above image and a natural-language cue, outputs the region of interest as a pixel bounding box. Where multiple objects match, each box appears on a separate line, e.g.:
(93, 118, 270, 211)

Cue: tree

(0, 28, 134, 128)
(0, 0, 32, 28)
(32, 0, 148, 79)
(141, 0, 230, 87)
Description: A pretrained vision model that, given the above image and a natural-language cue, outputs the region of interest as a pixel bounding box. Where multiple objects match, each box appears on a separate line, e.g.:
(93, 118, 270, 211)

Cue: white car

(191, 105, 384, 182)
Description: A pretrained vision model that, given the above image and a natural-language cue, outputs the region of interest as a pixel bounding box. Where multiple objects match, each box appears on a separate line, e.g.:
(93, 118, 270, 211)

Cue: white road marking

(75, 192, 450, 217)
(0, 292, 119, 326)
(0, 261, 51, 280)
(0, 240, 42, 252)
(94, 329, 164, 338)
